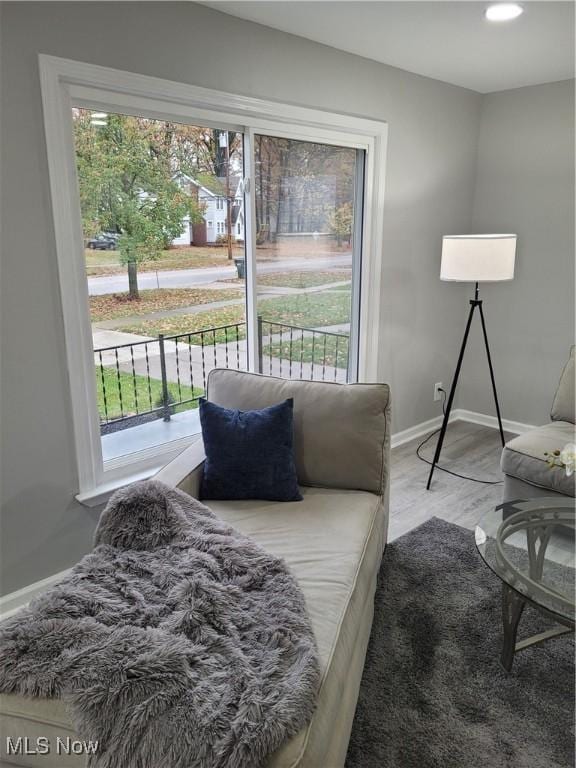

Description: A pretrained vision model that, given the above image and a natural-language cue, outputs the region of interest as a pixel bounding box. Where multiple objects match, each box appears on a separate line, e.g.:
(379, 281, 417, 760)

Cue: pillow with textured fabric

(199, 397, 302, 502)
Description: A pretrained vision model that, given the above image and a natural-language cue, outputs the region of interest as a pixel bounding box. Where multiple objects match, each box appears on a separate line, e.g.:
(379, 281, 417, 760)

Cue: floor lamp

(426, 234, 517, 490)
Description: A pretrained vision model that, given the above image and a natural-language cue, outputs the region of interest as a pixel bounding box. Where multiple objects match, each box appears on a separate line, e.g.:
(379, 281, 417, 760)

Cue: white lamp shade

(440, 234, 516, 282)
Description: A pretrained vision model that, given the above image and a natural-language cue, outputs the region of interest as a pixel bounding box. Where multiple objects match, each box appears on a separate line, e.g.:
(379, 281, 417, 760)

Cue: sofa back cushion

(206, 369, 390, 495)
(551, 346, 575, 424)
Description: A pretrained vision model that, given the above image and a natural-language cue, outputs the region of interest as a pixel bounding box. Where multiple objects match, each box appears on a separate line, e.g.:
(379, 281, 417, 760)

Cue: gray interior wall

(1, 2, 481, 594)
(459, 80, 575, 426)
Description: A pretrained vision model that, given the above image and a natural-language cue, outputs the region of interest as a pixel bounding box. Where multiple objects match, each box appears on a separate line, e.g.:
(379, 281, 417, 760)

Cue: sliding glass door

(70, 106, 366, 465)
(251, 134, 364, 382)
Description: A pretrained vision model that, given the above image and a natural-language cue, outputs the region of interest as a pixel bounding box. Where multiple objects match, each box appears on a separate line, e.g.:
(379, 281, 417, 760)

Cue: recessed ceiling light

(485, 3, 524, 22)
(91, 112, 108, 119)
(90, 120, 107, 126)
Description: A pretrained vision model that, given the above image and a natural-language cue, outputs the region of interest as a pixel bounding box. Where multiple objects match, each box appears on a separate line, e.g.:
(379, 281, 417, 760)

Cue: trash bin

(234, 258, 245, 279)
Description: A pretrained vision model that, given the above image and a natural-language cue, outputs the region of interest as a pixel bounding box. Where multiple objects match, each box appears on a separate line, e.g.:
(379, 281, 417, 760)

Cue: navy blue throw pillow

(199, 398, 302, 502)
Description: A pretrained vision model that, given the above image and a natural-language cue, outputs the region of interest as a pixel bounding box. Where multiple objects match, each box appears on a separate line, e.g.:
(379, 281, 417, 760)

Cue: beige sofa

(0, 370, 391, 768)
(501, 347, 575, 501)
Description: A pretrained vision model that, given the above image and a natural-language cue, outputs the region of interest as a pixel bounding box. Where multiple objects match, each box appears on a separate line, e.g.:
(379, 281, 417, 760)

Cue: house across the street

(171, 173, 245, 246)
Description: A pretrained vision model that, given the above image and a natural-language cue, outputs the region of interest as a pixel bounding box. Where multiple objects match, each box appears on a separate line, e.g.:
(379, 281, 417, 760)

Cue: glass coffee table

(475, 497, 575, 672)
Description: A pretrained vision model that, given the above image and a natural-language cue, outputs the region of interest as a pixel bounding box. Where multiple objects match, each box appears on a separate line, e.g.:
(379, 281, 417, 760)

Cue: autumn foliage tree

(73, 111, 202, 299)
(254, 136, 356, 245)
(328, 202, 353, 247)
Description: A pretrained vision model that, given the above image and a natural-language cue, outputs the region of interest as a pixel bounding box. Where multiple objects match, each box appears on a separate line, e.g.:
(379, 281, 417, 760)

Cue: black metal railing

(258, 318, 349, 383)
(94, 318, 348, 433)
(95, 322, 245, 432)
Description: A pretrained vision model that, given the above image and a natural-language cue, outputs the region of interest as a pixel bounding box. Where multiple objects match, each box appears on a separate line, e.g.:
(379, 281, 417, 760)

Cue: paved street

(87, 253, 352, 295)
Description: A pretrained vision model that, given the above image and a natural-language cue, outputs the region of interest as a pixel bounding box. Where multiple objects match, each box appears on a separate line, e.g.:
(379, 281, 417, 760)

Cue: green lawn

(262, 334, 349, 368)
(96, 367, 202, 422)
(85, 249, 122, 272)
(85, 246, 241, 276)
(90, 287, 243, 323)
(225, 269, 352, 289)
(260, 292, 351, 328)
(119, 291, 351, 339)
(120, 304, 247, 343)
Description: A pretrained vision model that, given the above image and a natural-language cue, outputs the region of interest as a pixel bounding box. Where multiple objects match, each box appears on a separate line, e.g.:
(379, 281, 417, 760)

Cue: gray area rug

(346, 517, 574, 768)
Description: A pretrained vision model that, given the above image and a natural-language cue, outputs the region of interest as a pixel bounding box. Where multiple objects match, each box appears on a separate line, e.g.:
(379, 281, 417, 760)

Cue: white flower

(560, 443, 576, 477)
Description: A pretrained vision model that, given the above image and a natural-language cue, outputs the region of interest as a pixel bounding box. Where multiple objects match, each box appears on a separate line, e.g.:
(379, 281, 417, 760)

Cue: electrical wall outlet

(434, 382, 444, 402)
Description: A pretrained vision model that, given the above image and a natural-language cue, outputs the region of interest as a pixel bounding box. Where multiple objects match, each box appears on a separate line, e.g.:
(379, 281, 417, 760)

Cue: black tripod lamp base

(426, 289, 505, 490)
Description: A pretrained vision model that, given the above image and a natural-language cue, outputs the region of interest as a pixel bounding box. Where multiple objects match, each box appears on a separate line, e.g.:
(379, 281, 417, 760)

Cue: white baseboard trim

(455, 409, 535, 436)
(0, 409, 537, 619)
(0, 568, 71, 621)
(391, 408, 536, 449)
(391, 414, 449, 449)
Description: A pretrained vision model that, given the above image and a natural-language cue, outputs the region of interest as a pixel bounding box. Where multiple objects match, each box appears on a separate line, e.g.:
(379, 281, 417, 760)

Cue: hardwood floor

(389, 420, 513, 541)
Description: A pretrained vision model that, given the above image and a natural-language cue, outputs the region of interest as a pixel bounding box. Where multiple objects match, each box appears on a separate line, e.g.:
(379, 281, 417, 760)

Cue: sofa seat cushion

(203, 487, 385, 768)
(501, 421, 576, 497)
(0, 486, 385, 768)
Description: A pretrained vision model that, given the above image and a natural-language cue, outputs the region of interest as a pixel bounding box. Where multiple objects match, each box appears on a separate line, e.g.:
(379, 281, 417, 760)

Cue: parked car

(87, 233, 120, 250)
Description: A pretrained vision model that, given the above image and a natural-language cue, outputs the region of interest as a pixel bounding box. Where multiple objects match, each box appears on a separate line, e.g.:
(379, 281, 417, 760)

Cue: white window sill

(76, 467, 161, 508)
(77, 411, 202, 507)
(101, 409, 201, 462)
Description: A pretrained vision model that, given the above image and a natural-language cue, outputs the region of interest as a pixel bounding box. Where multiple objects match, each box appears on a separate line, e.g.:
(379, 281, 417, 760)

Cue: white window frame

(39, 54, 388, 505)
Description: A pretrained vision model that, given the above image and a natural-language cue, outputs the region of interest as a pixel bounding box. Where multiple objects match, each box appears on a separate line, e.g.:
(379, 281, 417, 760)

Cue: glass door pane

(253, 135, 363, 382)
(71, 108, 247, 460)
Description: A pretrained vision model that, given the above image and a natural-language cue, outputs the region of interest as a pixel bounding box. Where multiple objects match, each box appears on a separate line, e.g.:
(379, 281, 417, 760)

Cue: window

(40, 55, 386, 503)
(71, 108, 246, 479)
(254, 136, 363, 382)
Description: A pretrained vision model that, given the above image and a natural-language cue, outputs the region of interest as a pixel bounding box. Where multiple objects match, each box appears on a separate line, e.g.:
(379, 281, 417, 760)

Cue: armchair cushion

(206, 369, 391, 494)
(501, 421, 576, 497)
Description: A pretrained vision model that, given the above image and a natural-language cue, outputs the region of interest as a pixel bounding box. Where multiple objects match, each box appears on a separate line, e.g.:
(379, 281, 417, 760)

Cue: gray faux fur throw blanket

(0, 481, 320, 768)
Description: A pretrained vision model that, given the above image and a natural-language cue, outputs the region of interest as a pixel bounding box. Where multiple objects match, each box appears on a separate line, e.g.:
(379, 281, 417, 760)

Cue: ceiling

(202, 1, 575, 93)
